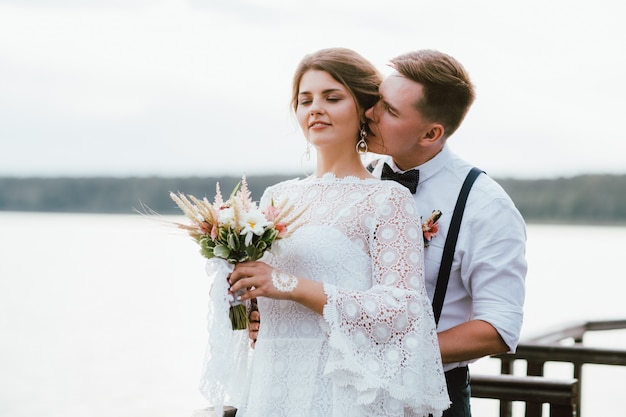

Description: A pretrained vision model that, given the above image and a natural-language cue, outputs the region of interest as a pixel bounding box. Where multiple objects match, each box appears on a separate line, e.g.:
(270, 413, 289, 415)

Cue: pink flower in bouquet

(263, 203, 289, 238)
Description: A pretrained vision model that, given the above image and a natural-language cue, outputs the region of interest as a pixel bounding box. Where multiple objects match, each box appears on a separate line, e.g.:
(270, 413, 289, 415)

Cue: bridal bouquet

(170, 175, 301, 330)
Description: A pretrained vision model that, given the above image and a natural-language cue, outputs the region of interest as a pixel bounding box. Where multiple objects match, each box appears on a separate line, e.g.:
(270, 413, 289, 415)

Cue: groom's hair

(390, 50, 475, 139)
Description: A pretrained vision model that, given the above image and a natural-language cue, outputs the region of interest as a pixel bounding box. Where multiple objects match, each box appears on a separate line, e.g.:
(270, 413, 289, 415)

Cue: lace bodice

(210, 175, 449, 417)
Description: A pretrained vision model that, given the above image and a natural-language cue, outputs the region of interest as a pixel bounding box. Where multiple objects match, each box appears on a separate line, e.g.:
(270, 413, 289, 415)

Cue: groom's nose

(365, 101, 379, 122)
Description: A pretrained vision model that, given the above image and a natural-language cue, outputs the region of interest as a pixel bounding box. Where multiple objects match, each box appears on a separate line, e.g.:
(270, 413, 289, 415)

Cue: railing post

(525, 361, 545, 417)
(572, 362, 582, 417)
(500, 397, 513, 417)
(550, 404, 575, 417)
(499, 358, 514, 417)
(573, 334, 584, 417)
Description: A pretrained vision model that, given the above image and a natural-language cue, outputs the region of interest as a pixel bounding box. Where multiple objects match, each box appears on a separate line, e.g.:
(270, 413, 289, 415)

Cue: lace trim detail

(307, 172, 379, 183)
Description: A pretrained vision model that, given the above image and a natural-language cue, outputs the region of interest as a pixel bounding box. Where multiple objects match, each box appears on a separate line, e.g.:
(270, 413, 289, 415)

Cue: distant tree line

(497, 174, 626, 224)
(1, 173, 626, 225)
(0, 175, 292, 215)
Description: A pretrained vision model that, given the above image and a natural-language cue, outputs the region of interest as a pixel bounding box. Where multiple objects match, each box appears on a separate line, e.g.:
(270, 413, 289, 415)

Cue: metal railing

(483, 318, 626, 417)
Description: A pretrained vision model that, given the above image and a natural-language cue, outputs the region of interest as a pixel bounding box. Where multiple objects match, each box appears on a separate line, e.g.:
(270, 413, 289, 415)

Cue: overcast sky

(0, 0, 624, 179)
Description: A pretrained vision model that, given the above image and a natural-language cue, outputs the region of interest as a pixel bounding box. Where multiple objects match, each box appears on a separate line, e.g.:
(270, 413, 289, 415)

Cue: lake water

(1, 212, 625, 417)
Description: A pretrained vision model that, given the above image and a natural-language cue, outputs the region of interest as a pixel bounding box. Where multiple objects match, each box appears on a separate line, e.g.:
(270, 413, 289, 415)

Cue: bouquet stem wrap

(200, 258, 251, 415)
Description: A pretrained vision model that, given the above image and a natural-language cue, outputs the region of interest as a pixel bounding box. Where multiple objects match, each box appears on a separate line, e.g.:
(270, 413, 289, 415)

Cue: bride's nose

(309, 98, 325, 115)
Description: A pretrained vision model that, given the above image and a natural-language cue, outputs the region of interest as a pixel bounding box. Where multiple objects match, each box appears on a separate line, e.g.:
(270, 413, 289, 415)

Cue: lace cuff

(322, 283, 450, 416)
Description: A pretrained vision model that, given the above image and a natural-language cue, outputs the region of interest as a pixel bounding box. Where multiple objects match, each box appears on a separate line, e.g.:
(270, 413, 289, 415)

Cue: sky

(0, 0, 624, 179)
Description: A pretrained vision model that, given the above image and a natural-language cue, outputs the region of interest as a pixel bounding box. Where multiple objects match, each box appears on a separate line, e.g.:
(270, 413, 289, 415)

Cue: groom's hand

(248, 299, 260, 348)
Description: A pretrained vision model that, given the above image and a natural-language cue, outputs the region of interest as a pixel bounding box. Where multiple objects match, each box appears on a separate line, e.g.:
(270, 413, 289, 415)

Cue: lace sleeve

(322, 186, 449, 416)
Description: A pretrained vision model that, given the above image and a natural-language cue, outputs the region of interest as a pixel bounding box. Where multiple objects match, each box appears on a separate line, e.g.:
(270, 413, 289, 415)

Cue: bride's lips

(309, 121, 330, 129)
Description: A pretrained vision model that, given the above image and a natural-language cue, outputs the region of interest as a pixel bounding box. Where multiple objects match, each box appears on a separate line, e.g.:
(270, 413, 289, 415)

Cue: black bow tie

(381, 163, 419, 194)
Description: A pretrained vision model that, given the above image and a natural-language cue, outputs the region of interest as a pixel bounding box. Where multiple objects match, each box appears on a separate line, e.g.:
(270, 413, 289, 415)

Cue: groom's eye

(384, 103, 396, 115)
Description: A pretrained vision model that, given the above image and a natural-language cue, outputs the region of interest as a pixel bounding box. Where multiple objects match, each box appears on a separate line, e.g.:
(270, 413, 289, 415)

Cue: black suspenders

(432, 167, 483, 326)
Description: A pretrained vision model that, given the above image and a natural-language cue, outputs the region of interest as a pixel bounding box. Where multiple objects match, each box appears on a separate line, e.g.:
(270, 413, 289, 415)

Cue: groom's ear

(422, 123, 445, 144)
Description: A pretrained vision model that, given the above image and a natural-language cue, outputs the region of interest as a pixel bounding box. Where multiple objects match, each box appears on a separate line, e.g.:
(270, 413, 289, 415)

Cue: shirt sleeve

(321, 186, 450, 416)
(460, 185, 527, 352)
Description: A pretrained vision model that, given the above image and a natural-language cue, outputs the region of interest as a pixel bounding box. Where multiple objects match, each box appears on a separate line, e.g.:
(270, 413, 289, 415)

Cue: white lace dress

(225, 174, 449, 417)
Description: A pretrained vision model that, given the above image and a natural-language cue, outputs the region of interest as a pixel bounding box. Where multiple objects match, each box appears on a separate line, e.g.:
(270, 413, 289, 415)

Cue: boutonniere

(422, 210, 442, 247)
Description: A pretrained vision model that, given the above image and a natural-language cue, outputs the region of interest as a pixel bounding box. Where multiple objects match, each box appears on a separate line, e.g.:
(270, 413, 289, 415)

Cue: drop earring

(356, 123, 368, 154)
(304, 141, 312, 161)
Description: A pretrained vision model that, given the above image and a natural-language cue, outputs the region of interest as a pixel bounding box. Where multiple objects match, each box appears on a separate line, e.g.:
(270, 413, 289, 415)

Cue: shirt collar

(414, 145, 451, 184)
(385, 145, 451, 184)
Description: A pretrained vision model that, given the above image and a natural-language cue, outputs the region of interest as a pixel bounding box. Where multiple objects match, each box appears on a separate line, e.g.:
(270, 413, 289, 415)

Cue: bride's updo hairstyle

(290, 47, 382, 116)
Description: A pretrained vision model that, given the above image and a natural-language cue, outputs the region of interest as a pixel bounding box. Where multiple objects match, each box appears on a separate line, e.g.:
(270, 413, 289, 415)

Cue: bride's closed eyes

(297, 89, 348, 107)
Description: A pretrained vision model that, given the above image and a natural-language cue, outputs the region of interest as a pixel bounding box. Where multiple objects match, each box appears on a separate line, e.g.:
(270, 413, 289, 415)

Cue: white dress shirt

(371, 145, 527, 371)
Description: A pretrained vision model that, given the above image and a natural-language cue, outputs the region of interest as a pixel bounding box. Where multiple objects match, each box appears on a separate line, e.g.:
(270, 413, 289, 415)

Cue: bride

(204, 47, 449, 417)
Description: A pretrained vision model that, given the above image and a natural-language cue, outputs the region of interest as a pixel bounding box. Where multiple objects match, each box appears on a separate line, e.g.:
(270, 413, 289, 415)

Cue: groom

(365, 49, 527, 417)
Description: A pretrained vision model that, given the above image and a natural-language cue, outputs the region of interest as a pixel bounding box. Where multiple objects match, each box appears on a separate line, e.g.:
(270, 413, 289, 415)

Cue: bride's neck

(314, 154, 373, 179)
